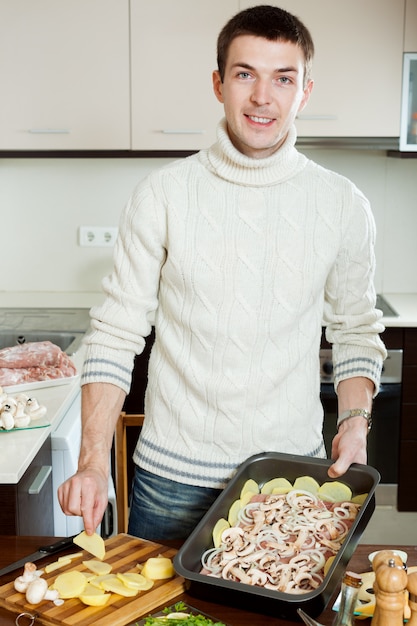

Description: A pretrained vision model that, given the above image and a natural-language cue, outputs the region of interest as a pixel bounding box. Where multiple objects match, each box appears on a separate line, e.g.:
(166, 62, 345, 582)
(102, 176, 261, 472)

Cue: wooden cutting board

(0, 533, 185, 626)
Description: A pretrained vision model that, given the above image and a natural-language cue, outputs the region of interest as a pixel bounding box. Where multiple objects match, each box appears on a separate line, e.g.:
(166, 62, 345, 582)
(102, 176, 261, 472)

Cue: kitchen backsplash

(1, 148, 416, 295)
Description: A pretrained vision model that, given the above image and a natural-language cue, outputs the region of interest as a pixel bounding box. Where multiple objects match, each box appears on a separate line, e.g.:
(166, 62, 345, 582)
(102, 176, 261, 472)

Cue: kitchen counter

(0, 291, 104, 309)
(0, 537, 416, 626)
(1, 290, 417, 325)
(0, 349, 84, 484)
(381, 293, 417, 327)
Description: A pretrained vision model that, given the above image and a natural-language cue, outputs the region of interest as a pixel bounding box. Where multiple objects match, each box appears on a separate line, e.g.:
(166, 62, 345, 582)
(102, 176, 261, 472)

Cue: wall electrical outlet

(79, 226, 118, 247)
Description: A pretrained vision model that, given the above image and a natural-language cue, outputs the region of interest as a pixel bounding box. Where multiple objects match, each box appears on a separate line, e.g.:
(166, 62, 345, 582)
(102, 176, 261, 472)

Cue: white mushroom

(14, 400, 28, 419)
(15, 393, 30, 404)
(25, 577, 59, 604)
(14, 415, 31, 429)
(14, 562, 38, 592)
(26, 397, 47, 420)
(2, 397, 17, 415)
(0, 410, 15, 430)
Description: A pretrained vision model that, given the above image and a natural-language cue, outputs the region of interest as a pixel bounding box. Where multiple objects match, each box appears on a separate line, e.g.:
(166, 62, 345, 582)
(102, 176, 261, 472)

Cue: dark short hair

(217, 5, 314, 87)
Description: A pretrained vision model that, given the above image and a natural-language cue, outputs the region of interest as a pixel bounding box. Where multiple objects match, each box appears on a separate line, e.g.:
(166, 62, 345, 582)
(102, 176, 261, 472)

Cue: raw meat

(0, 341, 77, 386)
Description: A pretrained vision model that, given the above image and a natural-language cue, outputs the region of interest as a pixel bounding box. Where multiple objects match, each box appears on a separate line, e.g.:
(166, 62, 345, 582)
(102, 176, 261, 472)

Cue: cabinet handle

(296, 114, 338, 121)
(28, 128, 71, 134)
(28, 465, 52, 495)
(160, 129, 205, 134)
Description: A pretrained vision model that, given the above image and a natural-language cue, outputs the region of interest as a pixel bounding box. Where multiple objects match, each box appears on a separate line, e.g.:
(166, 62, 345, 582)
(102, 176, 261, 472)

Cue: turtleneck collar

(198, 118, 307, 187)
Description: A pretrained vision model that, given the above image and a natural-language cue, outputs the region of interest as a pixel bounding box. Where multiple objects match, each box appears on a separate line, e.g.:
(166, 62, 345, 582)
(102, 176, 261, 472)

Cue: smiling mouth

(247, 115, 274, 125)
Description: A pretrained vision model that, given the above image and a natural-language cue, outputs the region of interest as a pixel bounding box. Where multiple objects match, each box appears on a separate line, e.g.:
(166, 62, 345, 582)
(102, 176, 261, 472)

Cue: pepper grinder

(332, 571, 362, 626)
(371, 551, 405, 626)
(407, 571, 417, 626)
(372, 558, 408, 626)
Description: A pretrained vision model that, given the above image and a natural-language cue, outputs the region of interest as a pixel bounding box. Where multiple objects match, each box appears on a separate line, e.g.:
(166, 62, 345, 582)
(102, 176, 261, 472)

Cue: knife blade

(0, 535, 76, 577)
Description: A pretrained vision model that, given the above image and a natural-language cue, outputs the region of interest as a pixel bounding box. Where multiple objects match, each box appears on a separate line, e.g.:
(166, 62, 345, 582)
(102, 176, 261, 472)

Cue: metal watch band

(337, 408, 372, 431)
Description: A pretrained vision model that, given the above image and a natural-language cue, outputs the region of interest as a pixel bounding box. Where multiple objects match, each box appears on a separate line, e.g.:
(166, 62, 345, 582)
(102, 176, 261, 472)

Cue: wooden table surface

(0, 536, 416, 626)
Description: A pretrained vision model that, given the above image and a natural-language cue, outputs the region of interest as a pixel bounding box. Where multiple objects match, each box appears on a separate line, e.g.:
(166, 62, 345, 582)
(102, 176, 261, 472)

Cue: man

(58, 5, 386, 540)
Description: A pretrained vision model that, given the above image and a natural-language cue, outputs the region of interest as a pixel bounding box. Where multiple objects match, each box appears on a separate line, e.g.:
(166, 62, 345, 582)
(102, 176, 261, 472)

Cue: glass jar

(332, 571, 362, 626)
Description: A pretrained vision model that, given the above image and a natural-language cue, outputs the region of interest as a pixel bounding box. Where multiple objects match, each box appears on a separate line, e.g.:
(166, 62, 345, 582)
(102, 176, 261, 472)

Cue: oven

(320, 348, 403, 484)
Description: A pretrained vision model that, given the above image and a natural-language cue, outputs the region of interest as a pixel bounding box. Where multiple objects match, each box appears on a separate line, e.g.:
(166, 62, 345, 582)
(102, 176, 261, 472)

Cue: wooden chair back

(114, 411, 144, 534)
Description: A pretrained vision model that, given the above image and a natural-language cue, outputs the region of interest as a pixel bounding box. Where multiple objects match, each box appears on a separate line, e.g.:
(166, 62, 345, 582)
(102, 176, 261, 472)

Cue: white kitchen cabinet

(130, 0, 238, 151)
(240, 0, 405, 137)
(0, 0, 130, 150)
(405, 0, 417, 51)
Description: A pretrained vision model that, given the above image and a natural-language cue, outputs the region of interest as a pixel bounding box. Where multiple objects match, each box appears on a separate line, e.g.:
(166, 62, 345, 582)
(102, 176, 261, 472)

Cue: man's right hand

(58, 467, 109, 535)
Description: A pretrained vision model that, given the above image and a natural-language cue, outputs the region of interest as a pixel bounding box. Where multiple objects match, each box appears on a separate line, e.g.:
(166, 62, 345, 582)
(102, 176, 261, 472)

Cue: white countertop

(380, 293, 417, 328)
(0, 349, 84, 484)
(0, 291, 104, 309)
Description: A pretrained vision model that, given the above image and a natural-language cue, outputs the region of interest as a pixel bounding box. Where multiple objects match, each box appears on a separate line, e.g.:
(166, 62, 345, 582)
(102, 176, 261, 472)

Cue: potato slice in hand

(73, 531, 105, 560)
(83, 559, 112, 575)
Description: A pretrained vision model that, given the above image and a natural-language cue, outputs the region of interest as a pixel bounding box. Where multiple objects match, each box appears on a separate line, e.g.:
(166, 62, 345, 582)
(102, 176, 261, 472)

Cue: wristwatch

(337, 408, 372, 432)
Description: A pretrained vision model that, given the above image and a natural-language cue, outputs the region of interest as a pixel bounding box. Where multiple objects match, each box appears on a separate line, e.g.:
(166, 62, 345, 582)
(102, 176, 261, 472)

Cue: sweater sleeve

(323, 182, 387, 394)
(81, 175, 167, 393)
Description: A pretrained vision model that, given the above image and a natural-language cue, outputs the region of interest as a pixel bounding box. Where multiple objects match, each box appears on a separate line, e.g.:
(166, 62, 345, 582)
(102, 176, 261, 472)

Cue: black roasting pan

(174, 451, 380, 621)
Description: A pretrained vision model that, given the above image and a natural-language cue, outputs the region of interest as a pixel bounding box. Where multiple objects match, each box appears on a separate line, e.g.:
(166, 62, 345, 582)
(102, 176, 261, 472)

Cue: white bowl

(368, 549, 408, 565)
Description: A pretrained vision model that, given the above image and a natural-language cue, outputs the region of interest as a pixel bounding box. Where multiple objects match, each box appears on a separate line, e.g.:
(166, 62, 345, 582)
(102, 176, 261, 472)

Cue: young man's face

(213, 35, 313, 159)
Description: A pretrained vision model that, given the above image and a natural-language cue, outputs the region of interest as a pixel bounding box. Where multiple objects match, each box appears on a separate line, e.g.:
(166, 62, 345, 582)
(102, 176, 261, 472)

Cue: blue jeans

(127, 466, 222, 541)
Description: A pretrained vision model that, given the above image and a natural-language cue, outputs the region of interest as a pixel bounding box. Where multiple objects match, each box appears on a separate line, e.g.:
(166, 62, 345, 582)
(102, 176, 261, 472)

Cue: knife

(0, 535, 76, 577)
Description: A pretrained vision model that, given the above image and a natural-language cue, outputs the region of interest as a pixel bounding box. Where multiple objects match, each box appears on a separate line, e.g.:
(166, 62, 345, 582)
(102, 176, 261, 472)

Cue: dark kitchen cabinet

(363, 326, 417, 511)
(0, 437, 54, 535)
(397, 328, 417, 511)
(373, 326, 417, 511)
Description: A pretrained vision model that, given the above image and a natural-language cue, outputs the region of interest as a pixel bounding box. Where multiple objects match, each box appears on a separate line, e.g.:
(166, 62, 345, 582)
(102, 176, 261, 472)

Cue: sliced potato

(53, 570, 88, 599)
(141, 556, 175, 580)
(89, 574, 116, 590)
(351, 492, 368, 505)
(323, 555, 335, 576)
(240, 490, 258, 506)
(44, 557, 72, 573)
(293, 475, 320, 494)
(261, 477, 293, 494)
(212, 517, 230, 548)
(73, 531, 105, 560)
(318, 481, 352, 503)
(117, 572, 154, 590)
(83, 559, 112, 575)
(59, 551, 83, 561)
(240, 478, 259, 498)
(101, 576, 139, 597)
(227, 499, 242, 526)
(79, 583, 111, 607)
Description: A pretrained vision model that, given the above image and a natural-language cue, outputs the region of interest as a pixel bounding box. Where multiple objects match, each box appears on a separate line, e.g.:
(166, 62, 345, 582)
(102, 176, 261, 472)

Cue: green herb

(139, 601, 227, 625)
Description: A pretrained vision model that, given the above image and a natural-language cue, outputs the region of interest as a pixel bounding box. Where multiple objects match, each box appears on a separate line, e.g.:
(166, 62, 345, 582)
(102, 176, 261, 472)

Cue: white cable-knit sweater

(82, 120, 386, 489)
